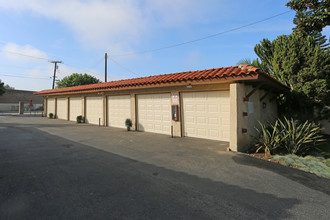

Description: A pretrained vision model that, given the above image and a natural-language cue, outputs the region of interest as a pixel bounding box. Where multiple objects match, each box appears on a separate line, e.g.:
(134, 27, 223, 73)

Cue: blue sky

(0, 0, 329, 91)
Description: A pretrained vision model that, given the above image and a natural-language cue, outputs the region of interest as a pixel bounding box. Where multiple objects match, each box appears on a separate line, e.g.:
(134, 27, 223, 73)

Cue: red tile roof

(35, 65, 287, 95)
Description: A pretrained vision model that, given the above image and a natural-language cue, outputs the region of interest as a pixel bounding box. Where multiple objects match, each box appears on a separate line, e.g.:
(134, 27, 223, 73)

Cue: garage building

(35, 65, 288, 152)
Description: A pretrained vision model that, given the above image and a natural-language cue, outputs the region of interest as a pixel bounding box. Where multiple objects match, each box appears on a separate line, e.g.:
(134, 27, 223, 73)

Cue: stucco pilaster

(130, 93, 136, 130)
(230, 83, 248, 152)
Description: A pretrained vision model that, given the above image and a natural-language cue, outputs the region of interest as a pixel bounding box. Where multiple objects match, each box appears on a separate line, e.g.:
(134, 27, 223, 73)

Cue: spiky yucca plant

(278, 118, 324, 155)
(254, 118, 325, 156)
(255, 120, 282, 156)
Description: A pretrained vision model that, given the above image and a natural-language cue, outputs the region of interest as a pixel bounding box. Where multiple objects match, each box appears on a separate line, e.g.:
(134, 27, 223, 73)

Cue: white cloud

(0, 0, 146, 51)
(1, 43, 48, 61)
(0, 0, 230, 51)
(0, 42, 104, 90)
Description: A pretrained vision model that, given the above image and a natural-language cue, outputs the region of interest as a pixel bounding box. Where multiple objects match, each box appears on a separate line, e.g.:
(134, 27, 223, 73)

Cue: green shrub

(125, 118, 132, 131)
(254, 120, 282, 156)
(254, 118, 325, 156)
(278, 118, 324, 155)
(76, 115, 84, 123)
(48, 113, 54, 118)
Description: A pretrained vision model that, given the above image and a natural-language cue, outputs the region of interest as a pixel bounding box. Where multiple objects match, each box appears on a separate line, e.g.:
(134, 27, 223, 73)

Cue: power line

(87, 56, 105, 69)
(0, 72, 50, 80)
(114, 10, 292, 57)
(0, 64, 45, 70)
(0, 47, 109, 81)
(0, 49, 49, 61)
(108, 56, 140, 77)
(0, 71, 32, 76)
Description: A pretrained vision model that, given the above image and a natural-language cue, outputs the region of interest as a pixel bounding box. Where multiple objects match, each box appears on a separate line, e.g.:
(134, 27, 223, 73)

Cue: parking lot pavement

(0, 116, 329, 219)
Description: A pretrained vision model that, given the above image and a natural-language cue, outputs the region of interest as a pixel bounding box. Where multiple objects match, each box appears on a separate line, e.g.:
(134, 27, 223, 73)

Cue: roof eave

(35, 75, 259, 96)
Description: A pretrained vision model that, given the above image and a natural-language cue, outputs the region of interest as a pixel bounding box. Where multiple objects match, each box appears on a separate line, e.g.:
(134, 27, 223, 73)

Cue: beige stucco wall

(41, 81, 279, 152)
(246, 85, 278, 139)
(230, 83, 247, 152)
(170, 91, 181, 137)
(130, 94, 136, 130)
(44, 97, 47, 117)
(229, 83, 278, 152)
(0, 89, 43, 104)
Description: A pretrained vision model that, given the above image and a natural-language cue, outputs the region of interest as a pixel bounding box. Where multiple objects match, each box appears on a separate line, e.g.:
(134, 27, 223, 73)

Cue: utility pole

(105, 53, 108, 82)
(50, 60, 62, 89)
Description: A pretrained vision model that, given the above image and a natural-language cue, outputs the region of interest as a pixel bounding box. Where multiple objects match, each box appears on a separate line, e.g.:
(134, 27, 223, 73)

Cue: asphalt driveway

(0, 116, 329, 219)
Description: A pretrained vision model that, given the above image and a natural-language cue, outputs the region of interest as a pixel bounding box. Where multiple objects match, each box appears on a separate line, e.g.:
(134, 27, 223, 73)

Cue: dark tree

(56, 73, 101, 88)
(254, 33, 330, 119)
(0, 80, 5, 96)
(287, 0, 330, 33)
(293, 11, 330, 49)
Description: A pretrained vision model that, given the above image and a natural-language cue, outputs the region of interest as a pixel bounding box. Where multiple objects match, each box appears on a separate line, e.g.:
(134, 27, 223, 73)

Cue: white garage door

(69, 97, 82, 121)
(47, 98, 55, 116)
(85, 96, 103, 125)
(57, 98, 68, 120)
(182, 91, 230, 141)
(107, 95, 131, 129)
(137, 93, 171, 135)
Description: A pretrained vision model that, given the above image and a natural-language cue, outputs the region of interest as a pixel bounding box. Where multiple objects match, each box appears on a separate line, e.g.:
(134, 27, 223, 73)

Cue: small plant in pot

(125, 118, 132, 131)
(76, 115, 84, 123)
(48, 113, 54, 119)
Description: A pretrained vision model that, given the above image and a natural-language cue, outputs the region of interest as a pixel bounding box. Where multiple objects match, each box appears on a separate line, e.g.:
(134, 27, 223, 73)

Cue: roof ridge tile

(35, 65, 286, 95)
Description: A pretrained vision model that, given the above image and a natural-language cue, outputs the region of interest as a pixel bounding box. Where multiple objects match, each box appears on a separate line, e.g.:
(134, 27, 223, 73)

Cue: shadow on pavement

(232, 154, 330, 195)
(0, 125, 300, 219)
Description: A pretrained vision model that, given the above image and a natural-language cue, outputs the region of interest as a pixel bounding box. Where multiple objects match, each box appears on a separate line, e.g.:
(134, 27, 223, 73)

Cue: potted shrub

(125, 118, 132, 131)
(48, 113, 54, 119)
(76, 115, 84, 123)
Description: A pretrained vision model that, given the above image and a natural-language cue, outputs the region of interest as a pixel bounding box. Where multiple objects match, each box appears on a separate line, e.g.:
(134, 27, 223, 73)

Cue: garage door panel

(185, 104, 194, 111)
(137, 93, 171, 135)
(185, 116, 194, 123)
(163, 115, 170, 121)
(221, 104, 230, 112)
(86, 97, 103, 125)
(139, 113, 146, 120)
(197, 129, 207, 136)
(209, 129, 219, 137)
(154, 124, 162, 130)
(69, 97, 82, 121)
(187, 127, 195, 134)
(196, 105, 205, 112)
(222, 118, 230, 125)
(47, 98, 55, 115)
(183, 91, 230, 142)
(57, 98, 68, 120)
(162, 105, 169, 111)
(162, 125, 170, 133)
(208, 117, 219, 124)
(197, 116, 207, 124)
(208, 104, 219, 112)
(223, 131, 230, 139)
(107, 95, 131, 129)
(154, 114, 162, 121)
